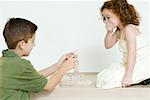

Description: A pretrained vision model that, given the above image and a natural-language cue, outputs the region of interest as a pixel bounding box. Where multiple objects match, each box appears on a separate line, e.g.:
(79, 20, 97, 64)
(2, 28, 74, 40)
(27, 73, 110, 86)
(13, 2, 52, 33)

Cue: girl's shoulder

(124, 24, 140, 31)
(123, 24, 141, 36)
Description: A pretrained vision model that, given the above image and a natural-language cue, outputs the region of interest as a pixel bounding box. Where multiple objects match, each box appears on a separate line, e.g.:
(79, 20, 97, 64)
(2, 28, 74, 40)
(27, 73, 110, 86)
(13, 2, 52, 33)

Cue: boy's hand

(56, 52, 78, 72)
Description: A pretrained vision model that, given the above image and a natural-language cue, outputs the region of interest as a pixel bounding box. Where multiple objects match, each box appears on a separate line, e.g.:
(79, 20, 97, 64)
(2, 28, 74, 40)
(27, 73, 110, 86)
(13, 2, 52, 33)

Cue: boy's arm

(43, 67, 66, 92)
(39, 63, 60, 77)
(39, 52, 77, 77)
(43, 54, 76, 92)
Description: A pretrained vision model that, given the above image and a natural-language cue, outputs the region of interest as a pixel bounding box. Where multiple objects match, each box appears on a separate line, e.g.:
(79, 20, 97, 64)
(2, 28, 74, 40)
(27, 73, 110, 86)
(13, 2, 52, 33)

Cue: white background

(0, 0, 149, 72)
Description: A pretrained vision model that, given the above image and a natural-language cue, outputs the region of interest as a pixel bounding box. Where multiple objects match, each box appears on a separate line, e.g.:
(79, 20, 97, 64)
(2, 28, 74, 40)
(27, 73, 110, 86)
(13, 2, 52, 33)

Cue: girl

(96, 0, 149, 89)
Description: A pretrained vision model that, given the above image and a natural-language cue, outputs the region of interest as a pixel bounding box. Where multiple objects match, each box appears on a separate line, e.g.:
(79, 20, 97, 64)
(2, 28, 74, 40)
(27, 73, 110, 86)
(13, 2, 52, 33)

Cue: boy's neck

(11, 49, 23, 57)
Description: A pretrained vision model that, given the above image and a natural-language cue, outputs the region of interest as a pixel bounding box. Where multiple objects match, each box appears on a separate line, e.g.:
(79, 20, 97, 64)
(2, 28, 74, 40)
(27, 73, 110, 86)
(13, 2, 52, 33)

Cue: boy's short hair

(3, 18, 38, 49)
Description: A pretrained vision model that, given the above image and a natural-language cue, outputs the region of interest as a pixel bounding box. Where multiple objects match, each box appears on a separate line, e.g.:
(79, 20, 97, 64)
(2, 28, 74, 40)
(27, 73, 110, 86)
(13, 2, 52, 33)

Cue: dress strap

(120, 28, 125, 40)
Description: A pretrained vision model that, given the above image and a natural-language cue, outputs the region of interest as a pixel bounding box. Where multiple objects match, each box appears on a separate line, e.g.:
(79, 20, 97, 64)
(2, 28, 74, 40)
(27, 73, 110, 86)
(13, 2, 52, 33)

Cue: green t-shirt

(0, 49, 48, 100)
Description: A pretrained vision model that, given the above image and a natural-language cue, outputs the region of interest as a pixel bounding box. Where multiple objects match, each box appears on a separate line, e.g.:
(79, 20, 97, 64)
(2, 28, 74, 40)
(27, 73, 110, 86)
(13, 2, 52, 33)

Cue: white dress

(96, 26, 149, 89)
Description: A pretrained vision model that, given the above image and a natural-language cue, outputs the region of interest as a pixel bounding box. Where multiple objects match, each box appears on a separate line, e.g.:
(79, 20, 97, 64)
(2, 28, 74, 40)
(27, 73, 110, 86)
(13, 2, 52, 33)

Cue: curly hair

(100, 0, 140, 26)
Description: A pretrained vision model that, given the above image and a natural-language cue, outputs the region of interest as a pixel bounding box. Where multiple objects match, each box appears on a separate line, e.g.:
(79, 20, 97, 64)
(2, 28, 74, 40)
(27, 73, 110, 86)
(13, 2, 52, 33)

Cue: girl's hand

(121, 75, 132, 88)
(105, 22, 114, 33)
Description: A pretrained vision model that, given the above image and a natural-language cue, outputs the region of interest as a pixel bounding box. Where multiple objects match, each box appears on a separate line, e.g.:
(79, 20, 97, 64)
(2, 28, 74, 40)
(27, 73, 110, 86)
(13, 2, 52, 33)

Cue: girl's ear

(17, 40, 26, 50)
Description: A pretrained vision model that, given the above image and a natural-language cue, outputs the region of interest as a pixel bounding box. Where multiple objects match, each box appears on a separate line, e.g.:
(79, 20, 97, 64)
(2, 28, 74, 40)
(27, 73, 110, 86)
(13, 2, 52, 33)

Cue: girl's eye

(103, 17, 106, 21)
(102, 16, 110, 22)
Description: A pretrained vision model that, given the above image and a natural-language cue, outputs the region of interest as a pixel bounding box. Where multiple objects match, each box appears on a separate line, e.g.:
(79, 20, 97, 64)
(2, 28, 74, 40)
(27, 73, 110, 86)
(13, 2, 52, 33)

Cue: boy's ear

(17, 40, 26, 50)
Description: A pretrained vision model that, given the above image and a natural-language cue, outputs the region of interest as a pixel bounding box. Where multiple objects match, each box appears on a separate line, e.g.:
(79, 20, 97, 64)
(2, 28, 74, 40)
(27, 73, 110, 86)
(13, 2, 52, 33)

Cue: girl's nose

(104, 19, 108, 23)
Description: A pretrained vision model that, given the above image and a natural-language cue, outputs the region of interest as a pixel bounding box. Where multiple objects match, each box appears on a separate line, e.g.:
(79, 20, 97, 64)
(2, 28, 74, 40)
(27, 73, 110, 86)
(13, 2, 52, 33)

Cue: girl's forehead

(102, 9, 113, 16)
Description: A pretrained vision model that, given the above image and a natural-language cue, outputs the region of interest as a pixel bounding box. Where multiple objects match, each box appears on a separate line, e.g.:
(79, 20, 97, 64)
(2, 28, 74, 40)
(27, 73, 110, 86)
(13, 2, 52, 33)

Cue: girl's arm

(122, 25, 138, 87)
(104, 30, 118, 49)
(104, 22, 119, 49)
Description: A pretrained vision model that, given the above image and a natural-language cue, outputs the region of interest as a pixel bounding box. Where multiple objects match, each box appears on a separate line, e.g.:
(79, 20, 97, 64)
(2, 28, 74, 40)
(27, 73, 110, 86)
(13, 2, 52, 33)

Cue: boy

(0, 18, 77, 100)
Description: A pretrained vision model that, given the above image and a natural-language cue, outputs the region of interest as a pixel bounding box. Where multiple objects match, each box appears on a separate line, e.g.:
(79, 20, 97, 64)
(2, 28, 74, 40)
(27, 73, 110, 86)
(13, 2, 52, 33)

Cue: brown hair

(100, 0, 140, 26)
(3, 18, 37, 49)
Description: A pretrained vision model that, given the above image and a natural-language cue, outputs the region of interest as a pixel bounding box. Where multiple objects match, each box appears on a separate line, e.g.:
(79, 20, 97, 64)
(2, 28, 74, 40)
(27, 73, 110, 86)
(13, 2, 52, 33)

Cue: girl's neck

(118, 23, 124, 31)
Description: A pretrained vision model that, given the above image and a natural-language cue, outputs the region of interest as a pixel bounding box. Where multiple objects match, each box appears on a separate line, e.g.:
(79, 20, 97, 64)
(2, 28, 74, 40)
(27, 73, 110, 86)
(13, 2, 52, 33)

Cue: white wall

(0, 1, 149, 72)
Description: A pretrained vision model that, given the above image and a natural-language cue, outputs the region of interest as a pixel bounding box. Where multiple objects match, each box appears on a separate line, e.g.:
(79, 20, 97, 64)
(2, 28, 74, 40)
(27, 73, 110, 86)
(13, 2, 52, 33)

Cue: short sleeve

(17, 60, 48, 92)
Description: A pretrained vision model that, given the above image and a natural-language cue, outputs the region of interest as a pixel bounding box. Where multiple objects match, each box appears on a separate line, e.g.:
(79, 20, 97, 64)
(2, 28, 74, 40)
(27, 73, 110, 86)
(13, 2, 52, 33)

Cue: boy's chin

(23, 53, 30, 57)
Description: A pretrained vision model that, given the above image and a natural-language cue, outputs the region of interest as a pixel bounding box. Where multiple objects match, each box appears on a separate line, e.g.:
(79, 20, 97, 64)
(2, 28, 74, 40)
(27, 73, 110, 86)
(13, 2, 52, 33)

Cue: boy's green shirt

(0, 49, 48, 100)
